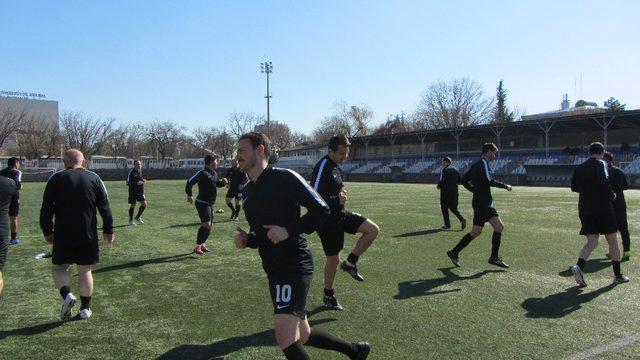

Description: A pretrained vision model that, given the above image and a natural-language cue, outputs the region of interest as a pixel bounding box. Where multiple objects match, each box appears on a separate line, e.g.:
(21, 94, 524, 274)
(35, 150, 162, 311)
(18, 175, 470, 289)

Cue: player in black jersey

(224, 159, 248, 221)
(0, 157, 22, 244)
(437, 156, 466, 230)
(310, 135, 379, 311)
(603, 151, 631, 261)
(126, 160, 147, 225)
(570, 143, 629, 286)
(234, 132, 370, 360)
(40, 149, 114, 320)
(0, 175, 17, 295)
(185, 154, 228, 255)
(447, 143, 512, 269)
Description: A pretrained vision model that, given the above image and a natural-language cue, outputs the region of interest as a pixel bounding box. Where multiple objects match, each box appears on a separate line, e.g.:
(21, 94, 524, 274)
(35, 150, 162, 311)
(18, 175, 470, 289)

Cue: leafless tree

(372, 113, 414, 135)
(227, 111, 265, 139)
(17, 114, 61, 159)
(254, 121, 295, 151)
(291, 132, 312, 147)
(0, 107, 28, 150)
(144, 121, 185, 159)
(59, 111, 115, 156)
(414, 78, 494, 129)
(211, 129, 235, 160)
(312, 101, 374, 142)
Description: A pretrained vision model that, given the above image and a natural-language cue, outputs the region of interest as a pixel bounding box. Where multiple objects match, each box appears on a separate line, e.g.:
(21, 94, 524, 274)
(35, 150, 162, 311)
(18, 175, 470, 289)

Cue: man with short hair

(0, 175, 17, 295)
(602, 151, 631, 261)
(234, 132, 370, 360)
(570, 143, 629, 286)
(437, 156, 466, 230)
(310, 134, 379, 311)
(185, 154, 228, 255)
(40, 149, 114, 320)
(0, 157, 22, 244)
(126, 160, 147, 225)
(224, 159, 248, 221)
(447, 143, 513, 269)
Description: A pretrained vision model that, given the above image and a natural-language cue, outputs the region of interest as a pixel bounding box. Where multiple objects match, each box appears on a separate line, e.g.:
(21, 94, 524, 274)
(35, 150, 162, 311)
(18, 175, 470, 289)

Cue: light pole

(260, 61, 273, 137)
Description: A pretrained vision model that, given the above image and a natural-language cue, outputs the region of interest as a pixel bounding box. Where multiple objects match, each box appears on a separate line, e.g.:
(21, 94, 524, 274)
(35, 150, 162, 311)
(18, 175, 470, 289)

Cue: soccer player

(40, 149, 114, 320)
(602, 151, 631, 261)
(570, 143, 629, 286)
(0, 175, 17, 295)
(234, 132, 370, 360)
(0, 157, 22, 244)
(126, 160, 147, 225)
(437, 156, 466, 230)
(447, 143, 512, 269)
(310, 134, 379, 311)
(224, 159, 248, 221)
(185, 154, 228, 255)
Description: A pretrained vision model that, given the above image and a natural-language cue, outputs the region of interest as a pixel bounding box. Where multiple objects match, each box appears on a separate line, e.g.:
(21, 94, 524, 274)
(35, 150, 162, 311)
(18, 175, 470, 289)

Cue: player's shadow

(393, 228, 445, 238)
(0, 321, 64, 340)
(521, 283, 616, 318)
(155, 318, 335, 360)
(93, 253, 196, 274)
(558, 258, 612, 277)
(394, 267, 506, 299)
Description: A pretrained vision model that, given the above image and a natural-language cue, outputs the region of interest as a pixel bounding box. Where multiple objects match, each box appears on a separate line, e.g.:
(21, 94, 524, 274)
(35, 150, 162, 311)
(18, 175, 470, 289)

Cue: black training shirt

(40, 168, 114, 245)
(242, 166, 330, 276)
(310, 155, 344, 214)
(226, 167, 249, 191)
(438, 165, 460, 195)
(571, 157, 615, 214)
(0, 177, 17, 239)
(185, 167, 226, 205)
(461, 158, 508, 208)
(0, 167, 22, 202)
(608, 165, 628, 209)
(126, 168, 144, 196)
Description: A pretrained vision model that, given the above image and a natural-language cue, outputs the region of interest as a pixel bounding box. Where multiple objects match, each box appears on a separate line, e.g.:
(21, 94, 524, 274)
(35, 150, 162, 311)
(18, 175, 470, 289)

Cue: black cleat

(323, 295, 344, 311)
(340, 261, 364, 282)
(446, 250, 460, 267)
(488, 257, 509, 268)
(441, 225, 451, 230)
(354, 342, 371, 360)
(614, 274, 630, 284)
(460, 218, 467, 230)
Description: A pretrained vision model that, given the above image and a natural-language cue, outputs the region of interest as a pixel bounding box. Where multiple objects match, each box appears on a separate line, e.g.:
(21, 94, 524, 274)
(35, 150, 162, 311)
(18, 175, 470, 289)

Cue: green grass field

(1, 180, 639, 359)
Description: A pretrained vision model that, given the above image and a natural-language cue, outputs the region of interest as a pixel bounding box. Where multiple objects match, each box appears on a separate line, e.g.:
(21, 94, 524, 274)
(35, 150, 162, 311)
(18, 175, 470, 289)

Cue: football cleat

(129, 220, 136, 226)
(354, 342, 371, 359)
(446, 250, 460, 267)
(135, 217, 144, 224)
(622, 251, 631, 261)
(79, 308, 92, 320)
(441, 225, 451, 230)
(488, 257, 510, 269)
(571, 265, 587, 287)
(460, 218, 467, 230)
(323, 295, 344, 311)
(9, 238, 20, 245)
(201, 243, 211, 253)
(194, 245, 204, 255)
(340, 261, 364, 282)
(60, 293, 77, 320)
(614, 274, 630, 284)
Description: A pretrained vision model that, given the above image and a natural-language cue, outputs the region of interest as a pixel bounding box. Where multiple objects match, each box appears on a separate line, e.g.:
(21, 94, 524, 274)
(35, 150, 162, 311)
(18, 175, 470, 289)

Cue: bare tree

(191, 126, 218, 156)
(254, 121, 295, 151)
(372, 113, 414, 134)
(291, 132, 312, 147)
(59, 111, 115, 156)
(414, 78, 494, 129)
(312, 101, 374, 142)
(0, 107, 28, 150)
(211, 129, 235, 160)
(17, 114, 61, 159)
(144, 121, 185, 159)
(227, 111, 265, 139)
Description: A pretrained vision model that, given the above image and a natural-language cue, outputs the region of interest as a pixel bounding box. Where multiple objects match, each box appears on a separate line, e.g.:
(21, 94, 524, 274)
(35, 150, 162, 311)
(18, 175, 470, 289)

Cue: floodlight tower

(260, 61, 273, 136)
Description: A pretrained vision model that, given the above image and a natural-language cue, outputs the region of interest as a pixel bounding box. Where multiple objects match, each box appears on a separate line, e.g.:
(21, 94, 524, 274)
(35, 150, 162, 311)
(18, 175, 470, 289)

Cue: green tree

(604, 97, 626, 112)
(494, 80, 514, 123)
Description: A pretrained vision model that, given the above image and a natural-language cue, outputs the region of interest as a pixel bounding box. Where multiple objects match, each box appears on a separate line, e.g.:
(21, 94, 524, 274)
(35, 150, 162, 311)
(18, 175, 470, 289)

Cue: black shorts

(195, 201, 213, 223)
(579, 210, 617, 235)
(614, 207, 628, 232)
(226, 188, 241, 199)
(472, 206, 499, 226)
(317, 211, 368, 256)
(8, 196, 19, 216)
(268, 273, 312, 319)
(0, 231, 8, 270)
(128, 193, 146, 204)
(52, 241, 100, 265)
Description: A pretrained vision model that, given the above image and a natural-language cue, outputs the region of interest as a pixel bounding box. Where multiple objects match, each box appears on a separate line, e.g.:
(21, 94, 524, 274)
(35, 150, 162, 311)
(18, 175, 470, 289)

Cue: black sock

(452, 234, 474, 255)
(612, 260, 621, 277)
(227, 201, 235, 212)
(11, 232, 16, 239)
(129, 208, 134, 221)
(283, 341, 310, 360)
(197, 226, 210, 245)
(135, 206, 146, 219)
(577, 258, 586, 271)
(236, 204, 242, 213)
(80, 296, 92, 310)
(59, 286, 71, 300)
(347, 253, 359, 265)
(491, 232, 502, 258)
(305, 328, 358, 357)
(324, 288, 334, 297)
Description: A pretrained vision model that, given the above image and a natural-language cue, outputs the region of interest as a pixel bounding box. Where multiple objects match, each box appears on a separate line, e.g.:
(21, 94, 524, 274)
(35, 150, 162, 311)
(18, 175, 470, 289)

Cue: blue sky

(1, 1, 638, 134)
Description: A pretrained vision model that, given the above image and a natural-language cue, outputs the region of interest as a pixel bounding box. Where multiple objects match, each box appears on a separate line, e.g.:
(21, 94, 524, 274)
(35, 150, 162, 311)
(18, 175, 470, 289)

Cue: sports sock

(80, 296, 92, 310)
(236, 204, 242, 213)
(491, 232, 502, 258)
(11, 232, 17, 239)
(59, 286, 71, 300)
(620, 228, 631, 252)
(283, 341, 310, 360)
(347, 253, 359, 265)
(324, 288, 334, 297)
(452, 233, 474, 255)
(128, 208, 134, 221)
(612, 260, 621, 277)
(577, 258, 586, 271)
(305, 328, 358, 357)
(226, 201, 235, 212)
(135, 205, 146, 219)
(196, 226, 211, 245)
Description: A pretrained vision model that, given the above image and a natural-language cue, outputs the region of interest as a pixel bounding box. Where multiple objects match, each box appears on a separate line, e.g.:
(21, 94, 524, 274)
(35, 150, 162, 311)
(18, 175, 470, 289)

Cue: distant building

(0, 91, 59, 154)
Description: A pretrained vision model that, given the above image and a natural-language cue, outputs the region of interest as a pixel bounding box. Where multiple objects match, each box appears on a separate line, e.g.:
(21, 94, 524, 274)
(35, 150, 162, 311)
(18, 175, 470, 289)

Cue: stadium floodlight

(260, 61, 273, 136)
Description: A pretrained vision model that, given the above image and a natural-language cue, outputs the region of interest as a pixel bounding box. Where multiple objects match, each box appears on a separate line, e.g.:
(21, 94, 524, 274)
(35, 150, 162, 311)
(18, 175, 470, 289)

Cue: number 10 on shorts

(276, 284, 291, 303)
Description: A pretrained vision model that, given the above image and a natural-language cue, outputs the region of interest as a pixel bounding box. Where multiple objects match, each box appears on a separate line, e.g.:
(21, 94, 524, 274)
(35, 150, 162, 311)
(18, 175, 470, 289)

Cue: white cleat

(60, 293, 77, 320)
(135, 217, 144, 224)
(79, 308, 92, 320)
(129, 220, 136, 226)
(571, 265, 587, 287)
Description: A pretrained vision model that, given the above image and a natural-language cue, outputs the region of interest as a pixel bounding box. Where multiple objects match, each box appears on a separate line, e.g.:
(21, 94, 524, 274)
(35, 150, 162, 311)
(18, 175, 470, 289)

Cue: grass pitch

(0, 181, 638, 359)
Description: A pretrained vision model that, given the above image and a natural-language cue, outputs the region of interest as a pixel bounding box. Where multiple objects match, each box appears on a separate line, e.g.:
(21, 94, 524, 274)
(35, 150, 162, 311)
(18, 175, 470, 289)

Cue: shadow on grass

(166, 219, 234, 228)
(93, 253, 196, 274)
(393, 228, 446, 238)
(558, 258, 612, 277)
(0, 321, 64, 340)
(155, 318, 335, 360)
(521, 283, 616, 318)
(394, 267, 506, 299)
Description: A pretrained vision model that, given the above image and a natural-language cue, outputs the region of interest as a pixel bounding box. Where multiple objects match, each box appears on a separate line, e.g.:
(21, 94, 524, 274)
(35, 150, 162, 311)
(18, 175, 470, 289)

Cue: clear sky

(2, 1, 638, 134)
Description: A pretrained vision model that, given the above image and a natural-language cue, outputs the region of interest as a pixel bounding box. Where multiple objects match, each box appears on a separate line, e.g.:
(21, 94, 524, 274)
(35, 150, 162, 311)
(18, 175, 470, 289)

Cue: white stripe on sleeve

(313, 158, 328, 190)
(482, 159, 492, 181)
(286, 168, 328, 207)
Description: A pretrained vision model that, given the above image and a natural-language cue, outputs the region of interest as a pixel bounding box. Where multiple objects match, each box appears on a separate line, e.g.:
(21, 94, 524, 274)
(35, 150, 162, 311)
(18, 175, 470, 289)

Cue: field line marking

(565, 333, 640, 360)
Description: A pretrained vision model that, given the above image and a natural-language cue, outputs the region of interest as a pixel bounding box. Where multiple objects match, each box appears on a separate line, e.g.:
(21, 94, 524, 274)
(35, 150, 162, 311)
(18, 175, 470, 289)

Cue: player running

(0, 157, 22, 244)
(224, 159, 248, 221)
(126, 160, 147, 225)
